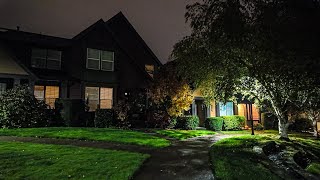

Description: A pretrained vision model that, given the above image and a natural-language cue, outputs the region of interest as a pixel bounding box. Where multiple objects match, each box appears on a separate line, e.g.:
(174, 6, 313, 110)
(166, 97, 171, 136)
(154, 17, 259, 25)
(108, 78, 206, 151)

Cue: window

(0, 83, 7, 95)
(219, 102, 234, 116)
(87, 48, 114, 71)
(85, 87, 113, 111)
(145, 65, 154, 78)
(31, 48, 61, 70)
(34, 85, 59, 108)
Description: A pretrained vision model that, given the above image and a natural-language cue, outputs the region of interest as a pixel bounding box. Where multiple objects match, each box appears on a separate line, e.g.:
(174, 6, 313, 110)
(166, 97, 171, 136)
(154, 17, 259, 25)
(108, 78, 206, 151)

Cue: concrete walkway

(134, 135, 231, 180)
(0, 134, 232, 180)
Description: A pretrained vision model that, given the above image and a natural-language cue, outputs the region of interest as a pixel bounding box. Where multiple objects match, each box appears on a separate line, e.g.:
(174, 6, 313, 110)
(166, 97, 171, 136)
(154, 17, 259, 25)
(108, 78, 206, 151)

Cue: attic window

(87, 48, 114, 71)
(145, 65, 154, 78)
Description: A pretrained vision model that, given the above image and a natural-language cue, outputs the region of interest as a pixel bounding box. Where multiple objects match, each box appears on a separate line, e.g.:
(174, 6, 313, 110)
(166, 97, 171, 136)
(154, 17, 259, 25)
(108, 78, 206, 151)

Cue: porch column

(60, 81, 68, 99)
(192, 101, 197, 116)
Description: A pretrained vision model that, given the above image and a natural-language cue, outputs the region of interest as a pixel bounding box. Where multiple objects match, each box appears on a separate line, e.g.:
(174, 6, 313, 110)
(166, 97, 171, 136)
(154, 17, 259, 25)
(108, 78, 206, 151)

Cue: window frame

(31, 48, 62, 70)
(34, 85, 60, 109)
(85, 86, 113, 111)
(86, 48, 114, 71)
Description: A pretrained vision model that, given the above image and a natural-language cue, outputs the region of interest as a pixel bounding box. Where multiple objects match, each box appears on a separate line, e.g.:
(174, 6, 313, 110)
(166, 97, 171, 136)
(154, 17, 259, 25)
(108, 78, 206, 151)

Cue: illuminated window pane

(34, 85, 45, 101)
(145, 64, 154, 78)
(85, 87, 99, 111)
(219, 102, 234, 116)
(45, 86, 59, 108)
(100, 88, 113, 109)
(87, 48, 100, 59)
(252, 104, 260, 120)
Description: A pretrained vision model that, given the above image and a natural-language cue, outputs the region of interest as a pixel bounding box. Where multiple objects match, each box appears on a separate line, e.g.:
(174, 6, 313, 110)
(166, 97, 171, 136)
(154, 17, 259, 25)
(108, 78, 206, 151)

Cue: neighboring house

(0, 12, 162, 111)
(187, 89, 261, 127)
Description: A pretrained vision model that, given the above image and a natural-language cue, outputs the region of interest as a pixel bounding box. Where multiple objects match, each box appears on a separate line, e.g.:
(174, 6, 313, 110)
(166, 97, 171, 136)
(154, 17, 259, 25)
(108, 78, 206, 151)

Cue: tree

(172, 0, 320, 139)
(149, 62, 193, 118)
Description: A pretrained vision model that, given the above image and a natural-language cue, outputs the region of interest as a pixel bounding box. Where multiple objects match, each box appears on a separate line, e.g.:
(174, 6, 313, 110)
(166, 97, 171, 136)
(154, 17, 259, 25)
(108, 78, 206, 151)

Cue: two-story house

(0, 12, 162, 111)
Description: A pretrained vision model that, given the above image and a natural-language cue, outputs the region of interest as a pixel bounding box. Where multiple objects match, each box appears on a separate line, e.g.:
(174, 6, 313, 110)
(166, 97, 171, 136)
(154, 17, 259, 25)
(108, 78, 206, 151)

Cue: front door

(195, 99, 207, 126)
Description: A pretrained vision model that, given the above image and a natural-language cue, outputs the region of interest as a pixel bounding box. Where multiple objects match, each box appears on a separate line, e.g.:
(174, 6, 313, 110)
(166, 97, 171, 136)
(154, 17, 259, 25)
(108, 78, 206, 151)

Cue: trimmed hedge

(94, 109, 114, 128)
(205, 117, 224, 131)
(222, 115, 246, 131)
(176, 116, 199, 130)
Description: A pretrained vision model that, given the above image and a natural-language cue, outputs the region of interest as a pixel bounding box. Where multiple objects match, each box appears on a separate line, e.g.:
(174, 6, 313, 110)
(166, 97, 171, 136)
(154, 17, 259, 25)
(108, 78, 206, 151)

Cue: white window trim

(86, 48, 101, 70)
(86, 48, 114, 71)
(101, 51, 114, 71)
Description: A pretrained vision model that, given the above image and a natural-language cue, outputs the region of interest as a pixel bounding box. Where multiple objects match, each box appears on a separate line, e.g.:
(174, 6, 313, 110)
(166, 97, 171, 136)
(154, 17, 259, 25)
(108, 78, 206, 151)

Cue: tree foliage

(149, 62, 194, 118)
(172, 0, 320, 138)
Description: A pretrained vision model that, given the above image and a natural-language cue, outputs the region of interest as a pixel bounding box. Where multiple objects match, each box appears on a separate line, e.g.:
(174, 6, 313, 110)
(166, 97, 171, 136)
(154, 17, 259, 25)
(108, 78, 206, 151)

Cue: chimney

(16, 26, 20, 31)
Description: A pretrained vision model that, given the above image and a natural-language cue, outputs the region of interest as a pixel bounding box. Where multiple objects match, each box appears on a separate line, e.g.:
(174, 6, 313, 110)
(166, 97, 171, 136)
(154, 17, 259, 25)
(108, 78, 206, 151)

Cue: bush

(289, 118, 312, 132)
(254, 123, 264, 130)
(94, 109, 114, 128)
(167, 117, 177, 129)
(0, 85, 49, 128)
(176, 116, 199, 130)
(222, 115, 246, 131)
(205, 117, 224, 131)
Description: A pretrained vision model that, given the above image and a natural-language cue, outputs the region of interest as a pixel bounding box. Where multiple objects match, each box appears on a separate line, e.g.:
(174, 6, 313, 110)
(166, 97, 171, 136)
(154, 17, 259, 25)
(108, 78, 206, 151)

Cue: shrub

(167, 117, 177, 129)
(205, 117, 224, 131)
(289, 118, 312, 132)
(0, 85, 49, 128)
(222, 115, 246, 131)
(176, 116, 199, 130)
(113, 100, 131, 129)
(94, 109, 114, 128)
(254, 123, 264, 130)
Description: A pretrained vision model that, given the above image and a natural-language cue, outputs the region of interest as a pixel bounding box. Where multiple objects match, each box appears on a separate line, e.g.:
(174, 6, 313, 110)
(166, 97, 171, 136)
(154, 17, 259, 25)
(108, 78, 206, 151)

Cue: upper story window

(31, 48, 61, 70)
(87, 48, 114, 71)
(145, 64, 154, 78)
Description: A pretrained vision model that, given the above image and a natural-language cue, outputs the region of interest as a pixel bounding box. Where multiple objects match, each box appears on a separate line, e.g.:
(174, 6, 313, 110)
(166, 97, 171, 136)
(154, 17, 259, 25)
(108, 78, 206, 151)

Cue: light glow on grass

(0, 141, 149, 179)
(0, 127, 170, 148)
(156, 129, 216, 140)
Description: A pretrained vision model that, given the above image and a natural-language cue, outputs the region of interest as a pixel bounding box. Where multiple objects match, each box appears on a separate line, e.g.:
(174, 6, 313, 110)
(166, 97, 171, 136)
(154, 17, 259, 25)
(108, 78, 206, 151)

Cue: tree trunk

(278, 119, 290, 140)
(312, 119, 319, 138)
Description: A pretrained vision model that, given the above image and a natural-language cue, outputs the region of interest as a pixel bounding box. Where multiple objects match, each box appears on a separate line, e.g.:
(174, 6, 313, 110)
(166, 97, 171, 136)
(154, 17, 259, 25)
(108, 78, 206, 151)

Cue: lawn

(0, 127, 170, 148)
(210, 132, 320, 179)
(156, 129, 216, 140)
(0, 141, 149, 179)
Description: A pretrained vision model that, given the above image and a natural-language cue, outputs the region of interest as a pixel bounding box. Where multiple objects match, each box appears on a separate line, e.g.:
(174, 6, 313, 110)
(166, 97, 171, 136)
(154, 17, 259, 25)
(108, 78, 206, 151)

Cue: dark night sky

(0, 0, 195, 63)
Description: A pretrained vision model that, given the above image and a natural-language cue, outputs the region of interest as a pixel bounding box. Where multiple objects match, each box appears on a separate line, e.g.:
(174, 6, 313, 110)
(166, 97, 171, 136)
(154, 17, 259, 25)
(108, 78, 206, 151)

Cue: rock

(262, 141, 281, 156)
(253, 146, 263, 154)
(293, 151, 312, 169)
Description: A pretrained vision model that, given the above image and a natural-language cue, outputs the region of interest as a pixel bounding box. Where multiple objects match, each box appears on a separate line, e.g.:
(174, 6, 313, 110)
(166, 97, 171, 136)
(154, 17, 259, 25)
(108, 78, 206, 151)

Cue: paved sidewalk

(134, 135, 231, 180)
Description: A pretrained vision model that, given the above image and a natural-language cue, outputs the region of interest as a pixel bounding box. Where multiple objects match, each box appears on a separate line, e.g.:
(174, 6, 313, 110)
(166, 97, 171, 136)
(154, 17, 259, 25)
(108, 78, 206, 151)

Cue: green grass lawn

(0, 127, 170, 148)
(156, 129, 216, 140)
(0, 141, 149, 179)
(210, 132, 320, 179)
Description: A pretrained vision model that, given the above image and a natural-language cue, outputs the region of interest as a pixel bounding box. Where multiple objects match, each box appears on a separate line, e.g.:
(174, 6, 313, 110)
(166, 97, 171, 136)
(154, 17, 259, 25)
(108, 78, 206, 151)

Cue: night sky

(0, 0, 195, 63)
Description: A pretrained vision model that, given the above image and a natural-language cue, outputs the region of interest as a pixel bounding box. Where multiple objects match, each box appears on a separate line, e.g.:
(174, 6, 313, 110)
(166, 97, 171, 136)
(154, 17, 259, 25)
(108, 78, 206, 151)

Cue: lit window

(100, 88, 113, 109)
(85, 87, 113, 111)
(87, 48, 114, 71)
(31, 48, 61, 70)
(34, 85, 59, 108)
(0, 83, 7, 95)
(219, 102, 234, 116)
(145, 65, 154, 78)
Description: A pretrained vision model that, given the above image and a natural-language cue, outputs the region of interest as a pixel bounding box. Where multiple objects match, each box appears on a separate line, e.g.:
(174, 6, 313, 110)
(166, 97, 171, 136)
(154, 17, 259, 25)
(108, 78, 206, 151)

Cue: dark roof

(106, 12, 163, 66)
(0, 28, 71, 47)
